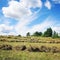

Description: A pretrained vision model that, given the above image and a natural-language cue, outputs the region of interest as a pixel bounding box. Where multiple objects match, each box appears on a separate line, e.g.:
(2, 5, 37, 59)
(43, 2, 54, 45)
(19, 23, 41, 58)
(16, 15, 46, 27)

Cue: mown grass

(0, 36, 60, 60)
(0, 36, 60, 43)
(0, 50, 60, 60)
(0, 41, 60, 48)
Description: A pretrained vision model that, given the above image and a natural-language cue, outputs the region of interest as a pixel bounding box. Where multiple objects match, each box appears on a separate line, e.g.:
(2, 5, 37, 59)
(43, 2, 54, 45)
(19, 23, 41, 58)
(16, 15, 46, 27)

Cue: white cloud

(14, 16, 57, 36)
(14, 13, 39, 36)
(2, 0, 42, 20)
(2, 1, 32, 19)
(45, 0, 51, 9)
(20, 0, 42, 8)
(52, 26, 60, 33)
(52, 0, 60, 3)
(2, 0, 43, 36)
(0, 22, 19, 35)
(0, 24, 13, 32)
(0, 32, 16, 35)
(0, 16, 59, 36)
(28, 16, 56, 34)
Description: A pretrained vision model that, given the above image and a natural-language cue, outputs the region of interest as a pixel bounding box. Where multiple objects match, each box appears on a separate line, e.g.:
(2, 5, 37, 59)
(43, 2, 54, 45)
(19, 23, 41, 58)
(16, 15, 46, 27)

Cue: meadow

(0, 36, 60, 60)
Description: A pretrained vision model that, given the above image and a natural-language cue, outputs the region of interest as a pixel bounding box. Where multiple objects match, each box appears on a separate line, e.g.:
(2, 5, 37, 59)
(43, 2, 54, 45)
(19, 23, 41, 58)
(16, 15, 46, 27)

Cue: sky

(0, 0, 60, 36)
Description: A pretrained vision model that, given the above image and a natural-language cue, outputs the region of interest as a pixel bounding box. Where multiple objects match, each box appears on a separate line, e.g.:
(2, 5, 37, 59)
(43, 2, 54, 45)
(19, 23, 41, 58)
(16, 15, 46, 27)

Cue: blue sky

(0, 0, 60, 36)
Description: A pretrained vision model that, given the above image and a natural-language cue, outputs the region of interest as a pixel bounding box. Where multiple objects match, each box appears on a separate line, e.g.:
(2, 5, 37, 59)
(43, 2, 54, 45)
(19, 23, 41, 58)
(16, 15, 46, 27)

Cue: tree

(38, 32, 42, 36)
(33, 31, 39, 36)
(18, 34, 21, 37)
(26, 32, 30, 36)
(44, 28, 52, 37)
(52, 31, 59, 38)
(33, 31, 42, 36)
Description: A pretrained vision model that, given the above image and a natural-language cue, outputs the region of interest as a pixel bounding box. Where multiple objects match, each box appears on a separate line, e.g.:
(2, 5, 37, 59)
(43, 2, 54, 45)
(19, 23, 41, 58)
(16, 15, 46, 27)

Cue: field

(0, 36, 60, 60)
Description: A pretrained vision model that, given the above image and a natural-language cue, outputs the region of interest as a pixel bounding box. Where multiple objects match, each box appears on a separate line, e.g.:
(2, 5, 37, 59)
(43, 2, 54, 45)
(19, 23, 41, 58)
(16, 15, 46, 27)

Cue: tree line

(26, 28, 59, 38)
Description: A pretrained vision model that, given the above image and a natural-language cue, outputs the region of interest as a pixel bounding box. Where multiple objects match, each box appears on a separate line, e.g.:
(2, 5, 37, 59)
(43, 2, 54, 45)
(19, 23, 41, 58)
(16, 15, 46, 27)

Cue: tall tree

(33, 31, 42, 36)
(26, 32, 30, 36)
(52, 31, 59, 38)
(44, 28, 52, 37)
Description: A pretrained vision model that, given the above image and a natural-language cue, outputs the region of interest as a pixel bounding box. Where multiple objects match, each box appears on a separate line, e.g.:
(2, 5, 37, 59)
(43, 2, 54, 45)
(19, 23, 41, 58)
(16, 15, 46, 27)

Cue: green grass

(0, 50, 60, 60)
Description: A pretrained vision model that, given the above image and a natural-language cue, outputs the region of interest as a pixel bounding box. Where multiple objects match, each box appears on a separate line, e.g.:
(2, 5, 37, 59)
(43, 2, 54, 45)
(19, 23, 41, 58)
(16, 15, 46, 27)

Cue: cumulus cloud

(2, 0, 42, 19)
(20, 0, 42, 8)
(2, 0, 52, 21)
(2, 1, 32, 19)
(45, 0, 51, 9)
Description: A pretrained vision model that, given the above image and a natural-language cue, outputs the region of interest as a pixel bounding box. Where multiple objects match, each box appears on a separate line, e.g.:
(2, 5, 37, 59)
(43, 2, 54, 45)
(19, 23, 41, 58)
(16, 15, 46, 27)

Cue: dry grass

(0, 36, 60, 60)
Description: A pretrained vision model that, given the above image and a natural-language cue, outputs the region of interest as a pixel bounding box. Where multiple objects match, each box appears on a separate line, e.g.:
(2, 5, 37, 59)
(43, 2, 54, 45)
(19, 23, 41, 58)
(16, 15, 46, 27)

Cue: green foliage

(52, 31, 59, 38)
(18, 35, 21, 37)
(26, 32, 30, 36)
(43, 28, 52, 37)
(33, 31, 42, 36)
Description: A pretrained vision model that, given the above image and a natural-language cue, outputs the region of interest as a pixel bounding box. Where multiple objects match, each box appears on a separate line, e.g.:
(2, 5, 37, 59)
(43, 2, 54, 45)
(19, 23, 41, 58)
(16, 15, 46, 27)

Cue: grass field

(0, 50, 60, 60)
(0, 36, 60, 60)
